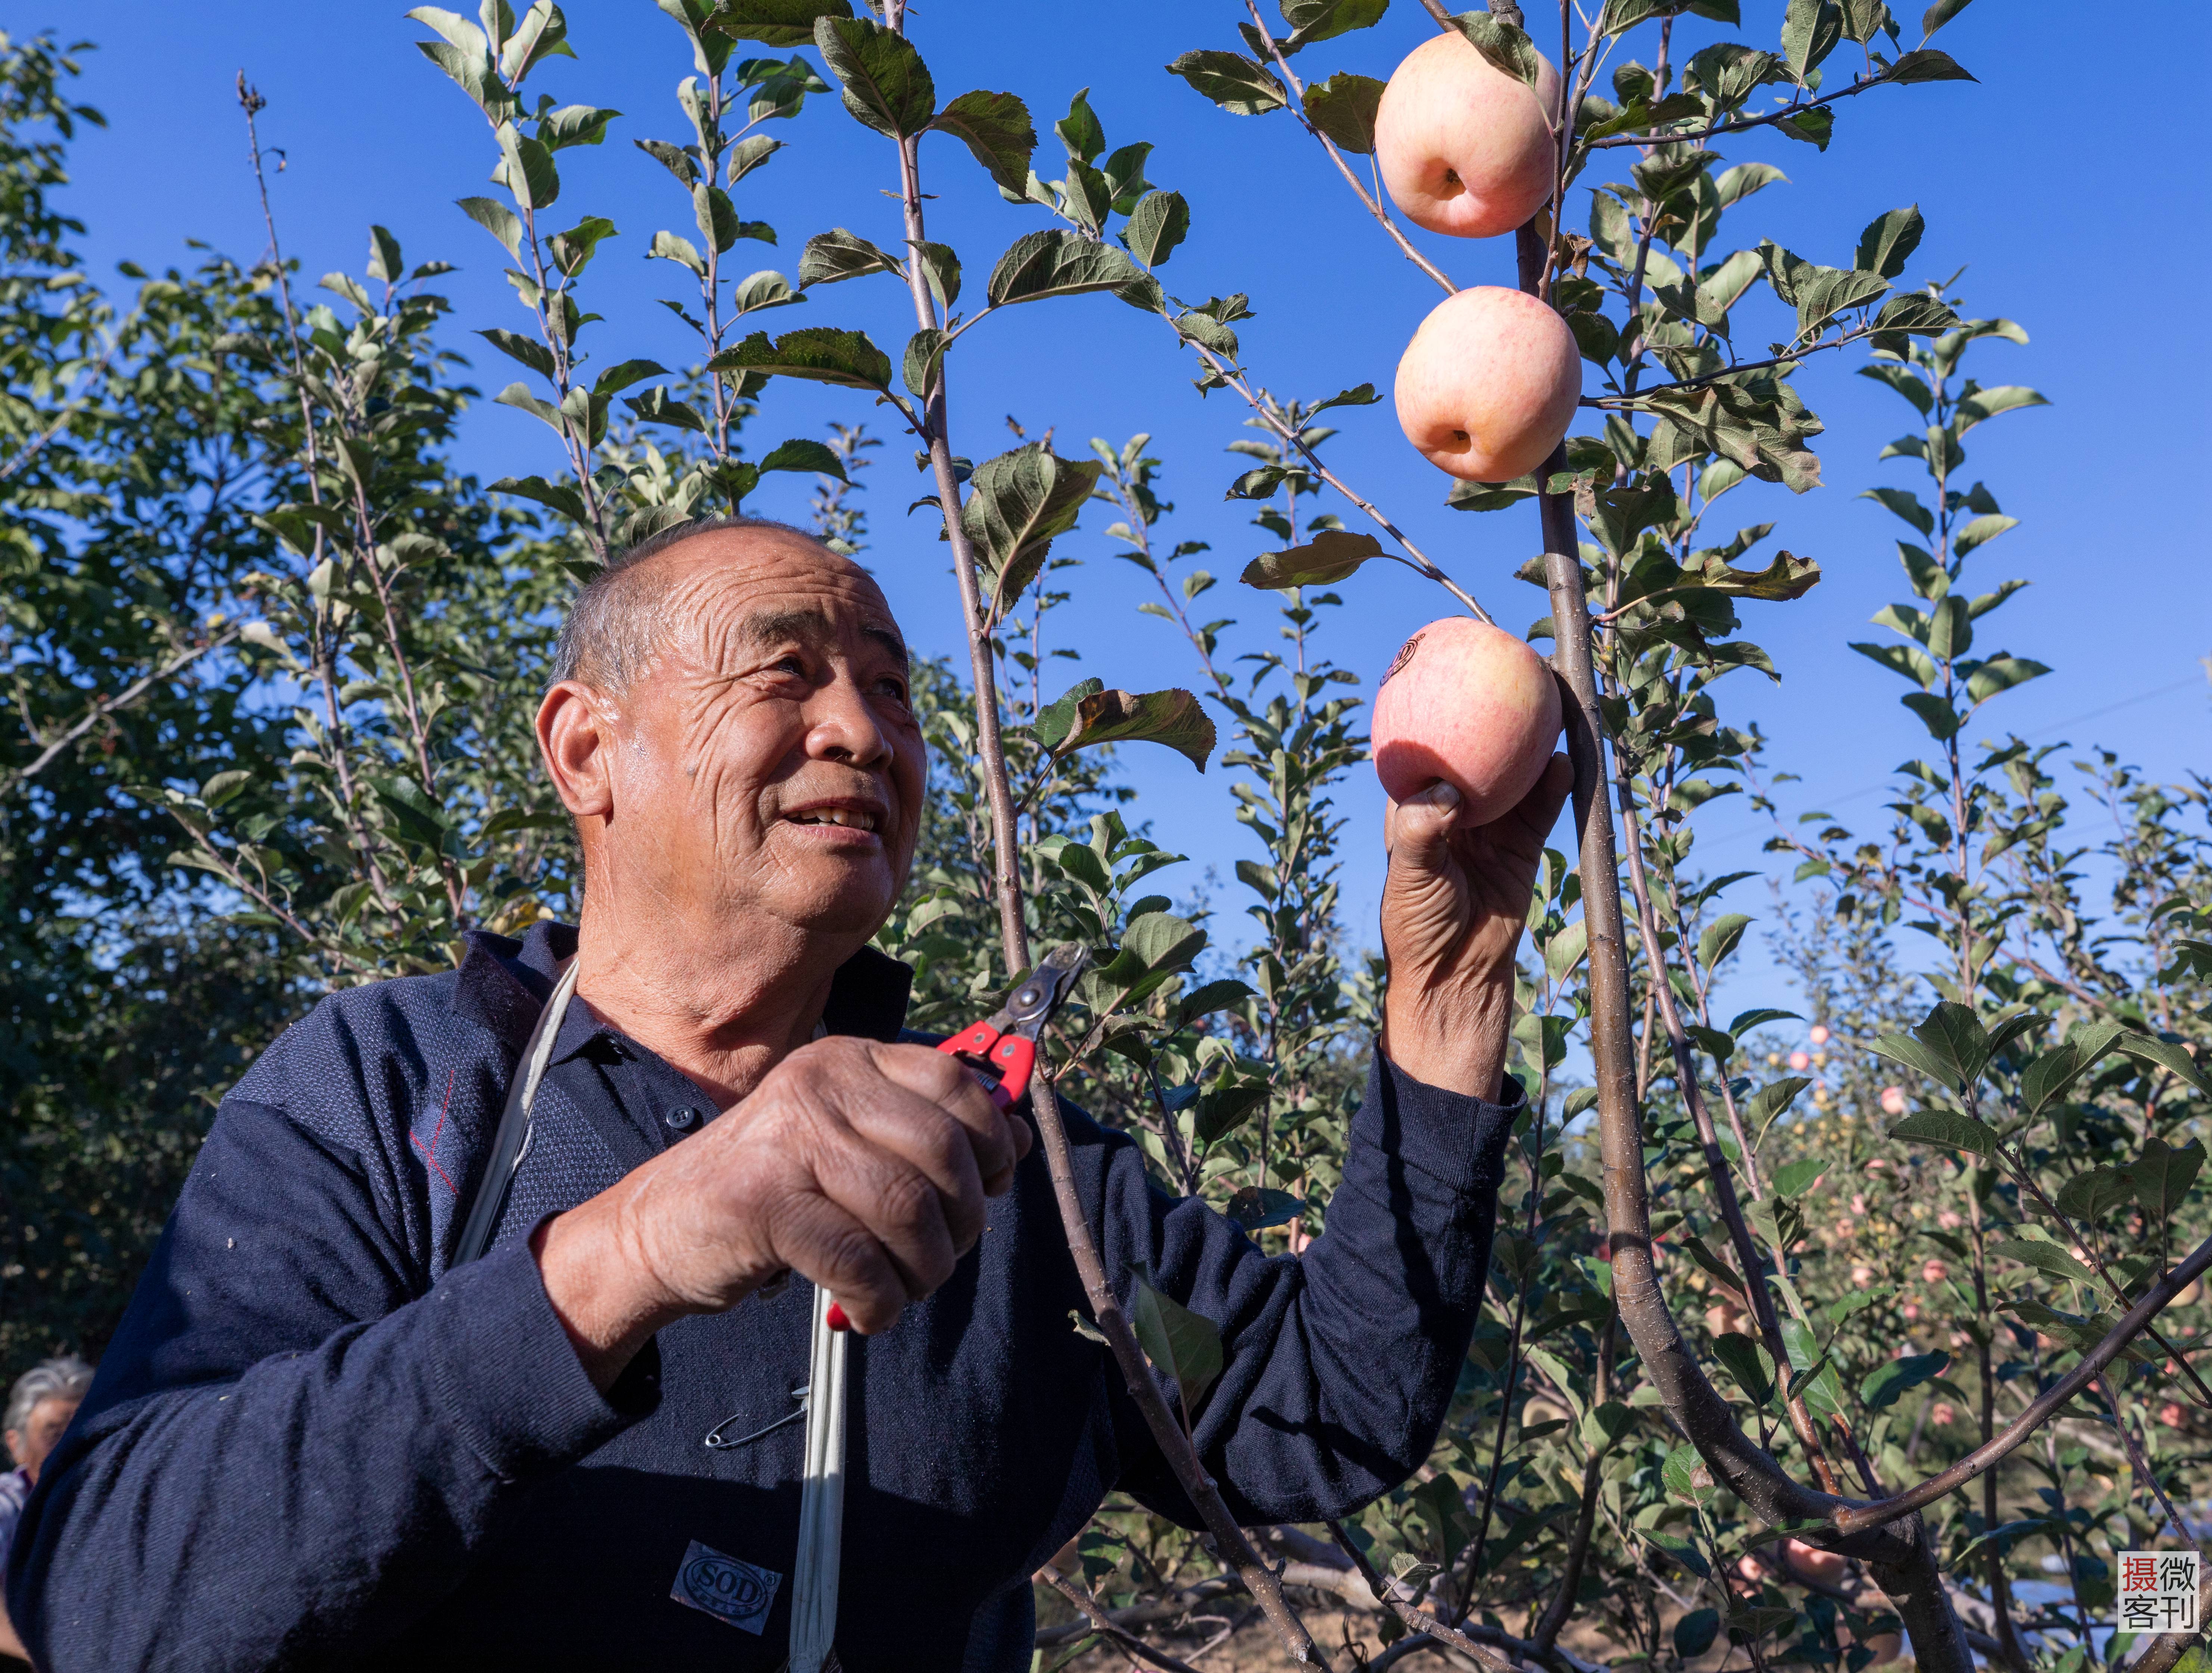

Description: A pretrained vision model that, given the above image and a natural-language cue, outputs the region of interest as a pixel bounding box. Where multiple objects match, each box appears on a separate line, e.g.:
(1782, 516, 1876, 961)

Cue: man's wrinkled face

(602, 533, 925, 940)
(6, 1396, 78, 1484)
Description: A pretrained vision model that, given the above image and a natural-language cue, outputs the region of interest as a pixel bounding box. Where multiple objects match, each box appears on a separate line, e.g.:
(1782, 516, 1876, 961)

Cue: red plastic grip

(826, 1301, 850, 1331)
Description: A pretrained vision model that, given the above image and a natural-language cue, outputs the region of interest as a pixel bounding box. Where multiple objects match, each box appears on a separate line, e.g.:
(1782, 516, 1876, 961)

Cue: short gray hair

(550, 514, 816, 694)
(6, 1356, 93, 1436)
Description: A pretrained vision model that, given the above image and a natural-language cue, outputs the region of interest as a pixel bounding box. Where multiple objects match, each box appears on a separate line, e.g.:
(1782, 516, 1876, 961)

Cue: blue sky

(16, 0, 2210, 1022)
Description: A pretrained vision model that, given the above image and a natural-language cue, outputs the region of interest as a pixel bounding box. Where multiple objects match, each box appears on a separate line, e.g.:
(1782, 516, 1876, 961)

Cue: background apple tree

(3, 3, 2209, 1670)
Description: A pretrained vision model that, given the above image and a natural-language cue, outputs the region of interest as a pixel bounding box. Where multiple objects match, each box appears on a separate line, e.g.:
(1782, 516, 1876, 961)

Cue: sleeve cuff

(422, 1233, 661, 1483)
(1366, 1048, 1526, 1199)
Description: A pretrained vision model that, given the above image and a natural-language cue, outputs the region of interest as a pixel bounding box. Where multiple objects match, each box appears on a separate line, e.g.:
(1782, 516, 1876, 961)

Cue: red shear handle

(935, 1028, 1035, 1111)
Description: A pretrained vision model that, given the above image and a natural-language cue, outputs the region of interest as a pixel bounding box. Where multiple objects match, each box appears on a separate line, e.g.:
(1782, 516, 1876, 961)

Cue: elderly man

(13, 517, 1568, 1672)
(0, 1357, 91, 1663)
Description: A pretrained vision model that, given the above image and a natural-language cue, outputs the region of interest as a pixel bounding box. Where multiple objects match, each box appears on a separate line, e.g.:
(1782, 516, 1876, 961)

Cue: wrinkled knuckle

(877, 1166, 941, 1235)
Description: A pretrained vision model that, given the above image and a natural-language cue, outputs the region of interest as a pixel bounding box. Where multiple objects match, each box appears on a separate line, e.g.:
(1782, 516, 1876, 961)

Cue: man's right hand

(532, 1037, 1031, 1390)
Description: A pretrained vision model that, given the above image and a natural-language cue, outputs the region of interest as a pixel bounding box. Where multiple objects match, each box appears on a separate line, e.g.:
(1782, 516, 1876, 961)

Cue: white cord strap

(786, 1282, 847, 1673)
(453, 954, 581, 1267)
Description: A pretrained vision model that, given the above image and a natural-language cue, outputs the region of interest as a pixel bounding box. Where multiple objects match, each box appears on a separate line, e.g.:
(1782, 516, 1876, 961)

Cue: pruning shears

(825, 944, 1090, 1332)
(934, 942, 1092, 1110)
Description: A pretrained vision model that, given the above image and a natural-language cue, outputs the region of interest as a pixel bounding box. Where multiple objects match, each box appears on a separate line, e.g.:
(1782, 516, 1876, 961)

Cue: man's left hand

(1379, 752, 1574, 1099)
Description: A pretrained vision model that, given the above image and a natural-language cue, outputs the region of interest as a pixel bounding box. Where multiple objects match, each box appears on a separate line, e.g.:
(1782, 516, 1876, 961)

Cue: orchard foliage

(3, 6, 2209, 1673)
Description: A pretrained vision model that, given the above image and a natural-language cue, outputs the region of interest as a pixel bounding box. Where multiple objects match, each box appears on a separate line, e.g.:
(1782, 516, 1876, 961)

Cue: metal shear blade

(935, 943, 1090, 1109)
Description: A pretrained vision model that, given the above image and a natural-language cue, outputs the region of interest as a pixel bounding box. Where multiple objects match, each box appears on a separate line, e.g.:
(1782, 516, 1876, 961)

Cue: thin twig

(1244, 1, 1455, 295)
(0, 631, 237, 801)
(1036, 1565, 1208, 1673)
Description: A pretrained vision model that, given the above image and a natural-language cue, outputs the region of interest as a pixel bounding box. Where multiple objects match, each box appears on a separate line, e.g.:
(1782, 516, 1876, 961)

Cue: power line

(1696, 670, 2209, 854)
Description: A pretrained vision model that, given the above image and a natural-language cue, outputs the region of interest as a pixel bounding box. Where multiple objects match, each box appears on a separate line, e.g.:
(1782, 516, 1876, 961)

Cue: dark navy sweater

(11, 922, 1517, 1672)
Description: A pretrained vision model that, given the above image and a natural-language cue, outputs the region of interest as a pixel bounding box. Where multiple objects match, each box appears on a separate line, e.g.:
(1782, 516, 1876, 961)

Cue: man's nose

(803, 672, 894, 769)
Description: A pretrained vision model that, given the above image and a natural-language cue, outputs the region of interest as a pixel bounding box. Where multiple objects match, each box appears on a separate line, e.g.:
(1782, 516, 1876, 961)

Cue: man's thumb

(1391, 780, 1461, 872)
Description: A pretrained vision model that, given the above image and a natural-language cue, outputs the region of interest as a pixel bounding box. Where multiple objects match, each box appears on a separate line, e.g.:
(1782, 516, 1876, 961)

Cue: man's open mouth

(787, 808, 881, 832)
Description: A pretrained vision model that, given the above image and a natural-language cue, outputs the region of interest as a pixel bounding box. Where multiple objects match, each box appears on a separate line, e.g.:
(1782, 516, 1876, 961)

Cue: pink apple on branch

(1373, 32, 1561, 239)
(1371, 617, 1562, 825)
(1394, 286, 1582, 483)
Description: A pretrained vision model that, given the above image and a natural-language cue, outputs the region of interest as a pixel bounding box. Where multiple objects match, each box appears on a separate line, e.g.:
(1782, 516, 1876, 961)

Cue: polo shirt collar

(449, 919, 915, 1058)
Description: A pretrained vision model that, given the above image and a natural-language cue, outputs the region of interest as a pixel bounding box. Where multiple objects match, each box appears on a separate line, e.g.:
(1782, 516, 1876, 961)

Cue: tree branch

(1243, 1, 1456, 295)
(1834, 1229, 2212, 1535)
(0, 630, 237, 801)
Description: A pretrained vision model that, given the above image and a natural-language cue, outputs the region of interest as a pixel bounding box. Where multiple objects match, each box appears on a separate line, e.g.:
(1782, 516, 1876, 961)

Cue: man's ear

(537, 680, 616, 819)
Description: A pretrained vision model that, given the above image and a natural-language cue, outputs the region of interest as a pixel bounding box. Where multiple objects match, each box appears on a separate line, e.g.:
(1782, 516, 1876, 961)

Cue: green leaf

(757, 438, 848, 480)
(928, 89, 1035, 193)
(1771, 1156, 1826, 1200)
(2116, 1034, 2211, 1096)
(536, 102, 619, 150)
(814, 15, 935, 138)
(2021, 1023, 2125, 1114)
(493, 120, 560, 210)
(1712, 1330, 1774, 1406)
(372, 773, 452, 853)
(1964, 656, 2048, 706)
(456, 194, 525, 259)
(649, 229, 707, 274)
(1643, 1526, 1711, 1580)
(706, 325, 893, 391)
(1452, 9, 1544, 88)
(1580, 1400, 1634, 1452)
(1240, 530, 1380, 590)
(2129, 1135, 2207, 1224)
(1223, 1186, 1304, 1232)
(1194, 1077, 1272, 1146)
(985, 228, 1148, 307)
(1745, 1077, 1811, 1148)
(624, 387, 708, 432)
(476, 326, 555, 378)
(1861, 1349, 1949, 1411)
(1178, 978, 1257, 1024)
(1164, 50, 1288, 116)
(726, 133, 782, 184)
(1887, 47, 1974, 82)
(1121, 912, 1207, 975)
(1781, 0, 1843, 81)
(1987, 1239, 2096, 1287)
(707, 0, 852, 46)
(590, 358, 666, 397)
(1032, 679, 1104, 753)
(546, 214, 618, 277)
(1675, 1609, 1721, 1660)
(1921, 0, 1974, 37)
(1954, 384, 2050, 434)
(1279, 0, 1388, 51)
(367, 225, 406, 284)
(2054, 1165, 2132, 1223)
(1125, 1263, 1225, 1413)
(1887, 1109, 1998, 1157)
(797, 226, 904, 288)
(490, 474, 591, 523)
(1854, 204, 1923, 279)
(901, 327, 948, 403)
(731, 268, 804, 314)
(1302, 71, 1385, 153)
(1696, 912, 1752, 972)
(1727, 1008, 1801, 1037)
(1053, 688, 1216, 773)
(960, 443, 1105, 615)
(1121, 190, 1192, 270)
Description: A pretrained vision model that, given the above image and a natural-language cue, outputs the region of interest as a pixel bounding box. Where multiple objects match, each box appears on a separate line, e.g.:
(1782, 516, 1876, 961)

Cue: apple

(1373, 32, 1561, 238)
(1395, 286, 1582, 482)
(1784, 1538, 1847, 1586)
(1372, 616, 1562, 824)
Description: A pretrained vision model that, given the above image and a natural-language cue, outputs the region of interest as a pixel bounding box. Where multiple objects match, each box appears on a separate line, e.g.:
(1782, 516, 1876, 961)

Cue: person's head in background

(4, 1359, 92, 1485)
